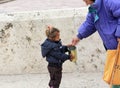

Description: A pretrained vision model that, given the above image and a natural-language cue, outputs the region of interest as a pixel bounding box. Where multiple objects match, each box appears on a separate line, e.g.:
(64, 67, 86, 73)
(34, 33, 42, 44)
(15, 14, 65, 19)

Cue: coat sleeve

(61, 46, 69, 53)
(41, 45, 51, 58)
(107, 0, 120, 37)
(77, 13, 96, 39)
(49, 50, 70, 61)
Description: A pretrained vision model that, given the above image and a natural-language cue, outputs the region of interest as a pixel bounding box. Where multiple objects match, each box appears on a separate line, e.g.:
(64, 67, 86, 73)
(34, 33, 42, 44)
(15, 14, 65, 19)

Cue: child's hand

(69, 53, 75, 61)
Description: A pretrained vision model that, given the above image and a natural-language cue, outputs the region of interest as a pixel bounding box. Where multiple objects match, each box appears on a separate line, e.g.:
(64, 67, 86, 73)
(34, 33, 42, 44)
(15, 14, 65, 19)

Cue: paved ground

(0, 0, 86, 12)
(0, 72, 109, 88)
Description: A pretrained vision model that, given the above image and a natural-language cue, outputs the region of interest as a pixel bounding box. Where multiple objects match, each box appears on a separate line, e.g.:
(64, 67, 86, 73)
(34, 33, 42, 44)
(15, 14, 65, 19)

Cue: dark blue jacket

(41, 39, 70, 64)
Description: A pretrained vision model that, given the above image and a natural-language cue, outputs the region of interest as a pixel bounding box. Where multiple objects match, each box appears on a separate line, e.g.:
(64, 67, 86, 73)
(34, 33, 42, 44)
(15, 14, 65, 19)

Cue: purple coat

(77, 0, 120, 49)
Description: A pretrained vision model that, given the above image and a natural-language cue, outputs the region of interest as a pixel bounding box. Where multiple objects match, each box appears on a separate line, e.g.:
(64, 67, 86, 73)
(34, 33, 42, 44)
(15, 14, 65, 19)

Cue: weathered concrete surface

(0, 0, 14, 4)
(0, 0, 86, 12)
(0, 8, 106, 74)
(0, 72, 109, 88)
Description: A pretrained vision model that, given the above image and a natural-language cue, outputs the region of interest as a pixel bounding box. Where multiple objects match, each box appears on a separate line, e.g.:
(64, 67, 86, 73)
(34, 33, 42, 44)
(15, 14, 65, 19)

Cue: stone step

(0, 72, 109, 88)
(0, 0, 15, 4)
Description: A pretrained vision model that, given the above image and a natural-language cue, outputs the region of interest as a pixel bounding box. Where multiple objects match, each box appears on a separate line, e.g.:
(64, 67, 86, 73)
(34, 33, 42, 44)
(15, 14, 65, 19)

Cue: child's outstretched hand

(69, 53, 75, 61)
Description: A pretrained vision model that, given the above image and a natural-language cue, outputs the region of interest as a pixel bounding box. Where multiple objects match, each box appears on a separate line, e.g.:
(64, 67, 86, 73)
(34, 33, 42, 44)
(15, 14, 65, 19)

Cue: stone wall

(0, 0, 15, 4)
(0, 7, 106, 74)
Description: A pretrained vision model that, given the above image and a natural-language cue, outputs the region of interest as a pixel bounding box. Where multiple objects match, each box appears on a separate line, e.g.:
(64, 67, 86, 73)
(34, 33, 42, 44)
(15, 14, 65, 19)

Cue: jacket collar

(88, 0, 102, 23)
(90, 0, 102, 12)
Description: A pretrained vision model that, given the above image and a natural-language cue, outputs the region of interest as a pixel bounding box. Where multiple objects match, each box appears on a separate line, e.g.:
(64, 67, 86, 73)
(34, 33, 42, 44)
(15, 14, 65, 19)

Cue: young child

(41, 26, 73, 88)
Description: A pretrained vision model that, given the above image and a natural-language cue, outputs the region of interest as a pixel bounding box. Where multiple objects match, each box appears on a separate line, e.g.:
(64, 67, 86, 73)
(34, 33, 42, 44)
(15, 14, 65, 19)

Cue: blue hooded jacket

(41, 39, 70, 64)
(77, 0, 120, 49)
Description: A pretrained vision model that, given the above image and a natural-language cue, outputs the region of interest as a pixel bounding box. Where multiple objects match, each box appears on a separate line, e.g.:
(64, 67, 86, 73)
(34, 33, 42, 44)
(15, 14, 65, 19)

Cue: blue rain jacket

(77, 0, 120, 49)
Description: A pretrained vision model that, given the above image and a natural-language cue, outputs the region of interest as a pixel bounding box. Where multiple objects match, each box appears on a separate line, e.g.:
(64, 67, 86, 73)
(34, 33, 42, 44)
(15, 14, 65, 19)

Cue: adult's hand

(118, 38, 120, 43)
(72, 36, 80, 46)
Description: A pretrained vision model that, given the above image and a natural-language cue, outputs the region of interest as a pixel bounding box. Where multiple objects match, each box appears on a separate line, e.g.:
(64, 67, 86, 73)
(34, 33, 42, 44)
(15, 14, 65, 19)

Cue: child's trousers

(112, 85, 120, 88)
(48, 66, 62, 88)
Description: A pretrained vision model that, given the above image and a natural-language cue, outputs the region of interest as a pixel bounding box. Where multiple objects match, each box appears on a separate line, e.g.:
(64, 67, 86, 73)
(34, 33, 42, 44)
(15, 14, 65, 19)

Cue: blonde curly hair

(45, 26, 60, 40)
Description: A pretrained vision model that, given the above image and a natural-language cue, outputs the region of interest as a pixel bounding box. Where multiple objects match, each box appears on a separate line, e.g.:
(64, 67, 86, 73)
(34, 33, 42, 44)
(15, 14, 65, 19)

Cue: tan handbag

(103, 43, 120, 85)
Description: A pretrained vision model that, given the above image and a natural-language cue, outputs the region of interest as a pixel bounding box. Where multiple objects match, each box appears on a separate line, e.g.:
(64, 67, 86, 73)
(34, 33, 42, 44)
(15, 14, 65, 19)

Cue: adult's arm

(106, 0, 120, 38)
(77, 13, 97, 40)
(72, 12, 96, 45)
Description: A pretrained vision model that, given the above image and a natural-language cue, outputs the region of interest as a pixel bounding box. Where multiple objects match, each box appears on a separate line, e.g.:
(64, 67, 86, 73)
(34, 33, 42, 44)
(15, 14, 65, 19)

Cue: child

(41, 26, 73, 88)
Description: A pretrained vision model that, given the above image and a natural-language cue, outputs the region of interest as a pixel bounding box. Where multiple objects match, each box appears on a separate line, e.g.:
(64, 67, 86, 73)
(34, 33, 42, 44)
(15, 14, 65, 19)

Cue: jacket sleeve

(77, 13, 96, 39)
(41, 45, 51, 58)
(107, 0, 120, 37)
(61, 46, 69, 53)
(49, 50, 70, 61)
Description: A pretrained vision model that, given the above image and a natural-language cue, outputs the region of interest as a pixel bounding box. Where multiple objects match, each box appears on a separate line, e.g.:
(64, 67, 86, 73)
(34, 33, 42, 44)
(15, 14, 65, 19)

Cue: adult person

(72, 0, 120, 88)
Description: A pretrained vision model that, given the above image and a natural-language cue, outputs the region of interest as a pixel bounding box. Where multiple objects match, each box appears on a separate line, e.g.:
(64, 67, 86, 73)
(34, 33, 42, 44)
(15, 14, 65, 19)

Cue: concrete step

(0, 0, 15, 4)
(0, 72, 109, 88)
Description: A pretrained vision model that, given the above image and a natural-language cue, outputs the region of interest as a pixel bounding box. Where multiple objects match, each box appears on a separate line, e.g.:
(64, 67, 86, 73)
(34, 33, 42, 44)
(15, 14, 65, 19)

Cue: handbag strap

(110, 42, 120, 87)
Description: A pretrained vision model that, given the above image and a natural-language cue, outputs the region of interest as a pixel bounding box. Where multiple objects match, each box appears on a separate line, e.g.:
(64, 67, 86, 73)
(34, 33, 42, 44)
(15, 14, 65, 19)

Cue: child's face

(54, 32, 60, 41)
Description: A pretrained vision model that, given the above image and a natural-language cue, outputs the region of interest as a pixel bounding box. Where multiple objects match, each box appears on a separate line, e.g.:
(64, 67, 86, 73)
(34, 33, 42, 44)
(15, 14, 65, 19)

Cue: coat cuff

(77, 33, 83, 40)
